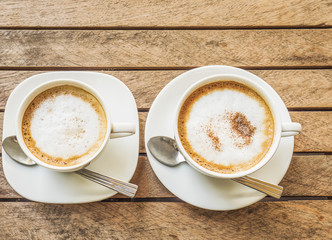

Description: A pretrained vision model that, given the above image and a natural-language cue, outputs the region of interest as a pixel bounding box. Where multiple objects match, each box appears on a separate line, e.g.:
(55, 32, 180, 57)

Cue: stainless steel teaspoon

(147, 136, 283, 199)
(2, 136, 138, 198)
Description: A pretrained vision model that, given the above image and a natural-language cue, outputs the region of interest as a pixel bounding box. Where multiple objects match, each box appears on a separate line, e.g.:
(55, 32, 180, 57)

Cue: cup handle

(110, 122, 136, 139)
(281, 122, 302, 137)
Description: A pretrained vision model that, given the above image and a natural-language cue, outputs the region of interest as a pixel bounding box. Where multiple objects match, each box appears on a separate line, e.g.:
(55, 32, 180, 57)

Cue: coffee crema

(178, 81, 274, 174)
(22, 85, 107, 167)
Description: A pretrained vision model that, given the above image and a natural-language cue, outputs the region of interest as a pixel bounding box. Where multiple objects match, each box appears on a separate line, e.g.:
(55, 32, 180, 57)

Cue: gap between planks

(0, 196, 331, 203)
(0, 66, 332, 71)
(0, 26, 332, 31)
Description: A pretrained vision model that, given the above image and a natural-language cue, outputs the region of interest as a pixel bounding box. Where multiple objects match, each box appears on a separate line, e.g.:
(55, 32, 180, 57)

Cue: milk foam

(185, 89, 268, 166)
(30, 94, 101, 159)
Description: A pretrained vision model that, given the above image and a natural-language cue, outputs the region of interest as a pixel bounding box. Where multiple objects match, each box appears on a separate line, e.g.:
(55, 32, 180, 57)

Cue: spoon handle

(232, 176, 283, 199)
(76, 169, 138, 198)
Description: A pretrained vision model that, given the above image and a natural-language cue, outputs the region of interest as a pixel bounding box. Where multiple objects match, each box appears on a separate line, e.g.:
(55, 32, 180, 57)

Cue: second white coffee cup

(174, 74, 301, 179)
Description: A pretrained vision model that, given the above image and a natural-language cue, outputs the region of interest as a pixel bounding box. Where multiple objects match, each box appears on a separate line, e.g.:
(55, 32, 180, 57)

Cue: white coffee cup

(16, 79, 136, 172)
(174, 74, 301, 179)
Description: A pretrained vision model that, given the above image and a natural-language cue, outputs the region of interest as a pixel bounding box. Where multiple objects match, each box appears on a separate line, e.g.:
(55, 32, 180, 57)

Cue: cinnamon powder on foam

(178, 81, 274, 174)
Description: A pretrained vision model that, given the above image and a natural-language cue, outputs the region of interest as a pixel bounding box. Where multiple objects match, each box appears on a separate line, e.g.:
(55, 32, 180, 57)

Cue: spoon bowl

(3, 136, 36, 166)
(147, 136, 185, 166)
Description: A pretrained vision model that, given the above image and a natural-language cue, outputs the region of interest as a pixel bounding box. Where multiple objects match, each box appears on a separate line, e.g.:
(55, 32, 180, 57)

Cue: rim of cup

(173, 74, 282, 179)
(16, 79, 111, 172)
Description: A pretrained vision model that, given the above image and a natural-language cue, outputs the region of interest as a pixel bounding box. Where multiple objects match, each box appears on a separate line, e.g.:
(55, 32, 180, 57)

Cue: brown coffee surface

(22, 85, 107, 167)
(178, 81, 274, 174)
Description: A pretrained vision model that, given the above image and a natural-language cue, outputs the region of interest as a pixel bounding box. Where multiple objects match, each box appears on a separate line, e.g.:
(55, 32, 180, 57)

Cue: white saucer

(145, 66, 294, 210)
(2, 72, 139, 203)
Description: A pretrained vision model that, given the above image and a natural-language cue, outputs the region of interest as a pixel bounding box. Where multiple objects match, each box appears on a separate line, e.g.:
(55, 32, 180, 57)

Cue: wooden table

(1, 1, 331, 239)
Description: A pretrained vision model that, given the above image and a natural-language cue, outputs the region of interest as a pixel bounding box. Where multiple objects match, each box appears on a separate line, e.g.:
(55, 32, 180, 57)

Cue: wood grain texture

(1, 0, 331, 27)
(1, 29, 331, 67)
(281, 155, 332, 196)
(0, 201, 331, 239)
(292, 112, 332, 152)
(1, 111, 331, 154)
(1, 155, 331, 199)
(0, 70, 332, 109)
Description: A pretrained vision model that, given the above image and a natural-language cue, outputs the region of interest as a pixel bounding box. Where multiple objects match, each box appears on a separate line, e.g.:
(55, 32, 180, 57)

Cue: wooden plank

(1, 0, 331, 27)
(1, 155, 331, 199)
(1, 111, 332, 154)
(292, 112, 332, 152)
(0, 201, 331, 239)
(139, 112, 147, 154)
(0, 70, 332, 109)
(1, 29, 331, 67)
(281, 155, 332, 196)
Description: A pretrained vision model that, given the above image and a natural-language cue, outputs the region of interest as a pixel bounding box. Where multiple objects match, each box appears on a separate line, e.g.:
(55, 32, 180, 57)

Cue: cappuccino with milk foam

(22, 85, 107, 167)
(178, 81, 274, 174)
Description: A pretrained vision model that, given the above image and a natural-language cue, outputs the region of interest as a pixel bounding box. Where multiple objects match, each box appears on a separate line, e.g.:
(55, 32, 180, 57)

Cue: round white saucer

(145, 65, 294, 210)
(2, 72, 139, 203)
